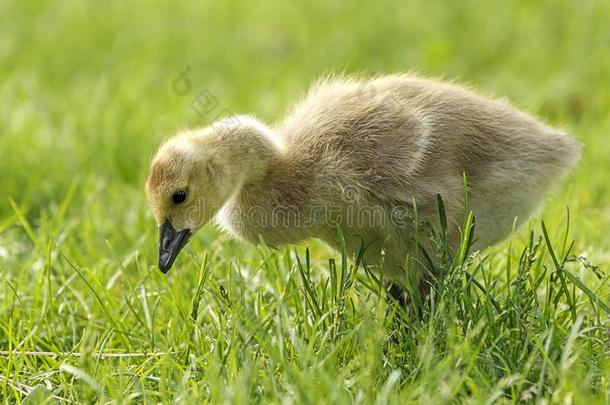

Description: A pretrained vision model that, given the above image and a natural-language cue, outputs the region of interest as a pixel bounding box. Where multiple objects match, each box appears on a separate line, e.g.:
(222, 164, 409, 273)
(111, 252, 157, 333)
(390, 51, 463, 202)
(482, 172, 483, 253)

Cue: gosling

(145, 74, 581, 285)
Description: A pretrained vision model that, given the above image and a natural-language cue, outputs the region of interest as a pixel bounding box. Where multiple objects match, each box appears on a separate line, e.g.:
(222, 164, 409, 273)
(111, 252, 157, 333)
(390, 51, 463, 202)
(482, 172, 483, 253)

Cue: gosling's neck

(208, 115, 284, 187)
(209, 116, 285, 237)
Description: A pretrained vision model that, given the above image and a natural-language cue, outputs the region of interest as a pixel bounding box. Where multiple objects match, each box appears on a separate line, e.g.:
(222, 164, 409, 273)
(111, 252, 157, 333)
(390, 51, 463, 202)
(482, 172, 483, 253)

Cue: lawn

(1, 0, 609, 403)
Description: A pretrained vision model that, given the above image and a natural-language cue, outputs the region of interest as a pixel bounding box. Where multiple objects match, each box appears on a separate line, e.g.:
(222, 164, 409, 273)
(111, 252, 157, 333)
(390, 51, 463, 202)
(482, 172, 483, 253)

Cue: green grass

(1, 0, 609, 403)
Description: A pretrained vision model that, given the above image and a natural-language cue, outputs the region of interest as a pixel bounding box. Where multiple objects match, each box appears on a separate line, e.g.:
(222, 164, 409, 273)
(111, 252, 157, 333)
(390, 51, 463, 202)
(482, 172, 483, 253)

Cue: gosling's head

(146, 117, 281, 273)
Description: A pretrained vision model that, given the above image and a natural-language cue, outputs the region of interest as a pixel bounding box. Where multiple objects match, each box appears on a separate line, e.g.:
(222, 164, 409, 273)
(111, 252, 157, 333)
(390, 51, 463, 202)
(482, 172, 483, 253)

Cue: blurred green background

(1, 0, 609, 402)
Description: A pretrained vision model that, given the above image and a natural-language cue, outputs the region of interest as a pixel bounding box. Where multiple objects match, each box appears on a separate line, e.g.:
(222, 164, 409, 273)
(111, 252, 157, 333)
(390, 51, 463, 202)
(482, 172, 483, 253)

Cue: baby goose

(146, 74, 581, 284)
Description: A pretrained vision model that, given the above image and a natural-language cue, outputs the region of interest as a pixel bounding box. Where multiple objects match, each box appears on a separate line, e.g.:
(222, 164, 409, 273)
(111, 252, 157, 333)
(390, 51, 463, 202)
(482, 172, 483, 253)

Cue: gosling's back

(272, 75, 581, 249)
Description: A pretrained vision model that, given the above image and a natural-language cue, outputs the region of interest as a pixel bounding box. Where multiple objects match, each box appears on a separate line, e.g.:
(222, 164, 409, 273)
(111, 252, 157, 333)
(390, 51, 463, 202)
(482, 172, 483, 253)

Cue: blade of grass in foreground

(542, 221, 610, 315)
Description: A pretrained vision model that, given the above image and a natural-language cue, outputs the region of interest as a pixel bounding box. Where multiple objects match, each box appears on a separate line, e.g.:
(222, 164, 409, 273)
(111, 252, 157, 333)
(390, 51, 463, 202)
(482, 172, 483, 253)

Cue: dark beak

(158, 219, 192, 273)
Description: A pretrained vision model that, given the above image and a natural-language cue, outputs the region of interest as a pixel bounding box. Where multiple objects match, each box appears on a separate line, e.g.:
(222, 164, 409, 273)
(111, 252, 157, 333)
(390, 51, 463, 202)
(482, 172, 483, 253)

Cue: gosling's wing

(370, 77, 582, 248)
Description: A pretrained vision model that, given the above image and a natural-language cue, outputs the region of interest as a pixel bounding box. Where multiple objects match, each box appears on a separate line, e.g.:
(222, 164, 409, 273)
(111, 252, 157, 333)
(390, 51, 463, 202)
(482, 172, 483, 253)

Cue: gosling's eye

(172, 190, 187, 204)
